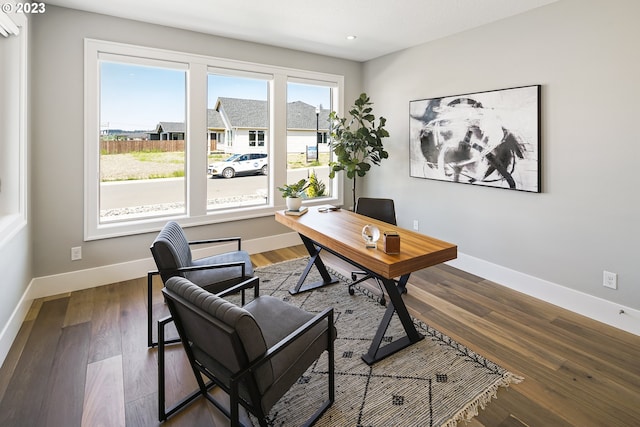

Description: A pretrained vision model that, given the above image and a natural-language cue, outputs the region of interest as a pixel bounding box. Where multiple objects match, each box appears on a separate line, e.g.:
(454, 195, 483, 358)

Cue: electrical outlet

(413, 220, 419, 231)
(71, 246, 82, 261)
(603, 270, 617, 289)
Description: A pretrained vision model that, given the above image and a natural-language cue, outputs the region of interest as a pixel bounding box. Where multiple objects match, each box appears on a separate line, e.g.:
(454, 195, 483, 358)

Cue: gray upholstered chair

(349, 197, 398, 305)
(147, 220, 256, 347)
(158, 276, 335, 426)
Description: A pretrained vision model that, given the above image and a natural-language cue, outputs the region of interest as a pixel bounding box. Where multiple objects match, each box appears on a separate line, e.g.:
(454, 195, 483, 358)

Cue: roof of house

(216, 97, 268, 129)
(287, 101, 330, 131)
(155, 122, 185, 133)
(207, 109, 225, 129)
(216, 97, 330, 130)
(155, 98, 331, 133)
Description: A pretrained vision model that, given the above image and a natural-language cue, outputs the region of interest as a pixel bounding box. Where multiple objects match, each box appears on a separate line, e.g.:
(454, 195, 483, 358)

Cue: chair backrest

(163, 276, 274, 395)
(355, 197, 397, 225)
(150, 221, 193, 282)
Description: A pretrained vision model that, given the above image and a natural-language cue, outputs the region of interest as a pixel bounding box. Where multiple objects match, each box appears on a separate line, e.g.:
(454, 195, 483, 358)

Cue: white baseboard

(447, 253, 640, 336)
(26, 232, 302, 300)
(0, 284, 34, 367)
(2, 235, 637, 368)
(0, 232, 302, 366)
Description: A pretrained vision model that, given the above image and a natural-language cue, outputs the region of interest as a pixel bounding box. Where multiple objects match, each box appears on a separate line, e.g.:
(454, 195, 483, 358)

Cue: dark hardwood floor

(0, 245, 638, 426)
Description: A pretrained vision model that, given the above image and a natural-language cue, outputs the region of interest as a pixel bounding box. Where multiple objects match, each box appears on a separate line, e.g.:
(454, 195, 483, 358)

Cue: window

(207, 72, 269, 210)
(287, 81, 334, 199)
(85, 39, 344, 240)
(0, 9, 27, 246)
(98, 59, 187, 222)
(249, 130, 265, 147)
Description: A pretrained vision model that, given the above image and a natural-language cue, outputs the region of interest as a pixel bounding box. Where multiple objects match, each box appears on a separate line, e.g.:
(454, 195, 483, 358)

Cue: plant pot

(286, 196, 302, 211)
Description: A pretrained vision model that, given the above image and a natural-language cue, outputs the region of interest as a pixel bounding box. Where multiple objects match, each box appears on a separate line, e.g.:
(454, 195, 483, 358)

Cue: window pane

(207, 74, 269, 210)
(99, 61, 186, 222)
(287, 82, 332, 199)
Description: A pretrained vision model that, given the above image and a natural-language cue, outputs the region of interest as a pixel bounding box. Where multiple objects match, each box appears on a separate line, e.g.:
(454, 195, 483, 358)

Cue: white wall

(362, 0, 639, 317)
(0, 14, 32, 363)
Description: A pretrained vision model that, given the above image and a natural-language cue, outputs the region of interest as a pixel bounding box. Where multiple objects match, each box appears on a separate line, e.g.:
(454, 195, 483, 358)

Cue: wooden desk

(275, 206, 457, 364)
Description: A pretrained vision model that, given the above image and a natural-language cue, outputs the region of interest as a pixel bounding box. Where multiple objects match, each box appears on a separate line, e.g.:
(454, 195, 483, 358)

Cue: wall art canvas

(409, 85, 541, 192)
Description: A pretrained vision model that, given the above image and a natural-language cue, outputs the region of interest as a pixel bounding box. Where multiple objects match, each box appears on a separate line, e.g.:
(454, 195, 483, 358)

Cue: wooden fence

(100, 140, 185, 154)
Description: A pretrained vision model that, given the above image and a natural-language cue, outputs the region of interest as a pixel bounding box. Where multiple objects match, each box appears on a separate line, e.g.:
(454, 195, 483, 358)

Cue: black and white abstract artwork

(410, 85, 541, 192)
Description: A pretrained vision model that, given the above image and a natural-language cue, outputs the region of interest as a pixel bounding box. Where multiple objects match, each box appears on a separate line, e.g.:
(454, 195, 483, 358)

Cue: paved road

(100, 175, 269, 209)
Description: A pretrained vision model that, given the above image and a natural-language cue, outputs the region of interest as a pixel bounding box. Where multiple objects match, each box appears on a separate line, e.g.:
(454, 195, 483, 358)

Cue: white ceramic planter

(286, 196, 302, 211)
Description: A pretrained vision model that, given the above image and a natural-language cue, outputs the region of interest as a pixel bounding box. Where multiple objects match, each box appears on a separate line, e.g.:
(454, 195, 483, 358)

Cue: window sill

(85, 197, 342, 241)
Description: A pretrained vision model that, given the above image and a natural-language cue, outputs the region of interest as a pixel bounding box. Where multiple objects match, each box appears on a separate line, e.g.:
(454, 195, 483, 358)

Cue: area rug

(250, 257, 523, 427)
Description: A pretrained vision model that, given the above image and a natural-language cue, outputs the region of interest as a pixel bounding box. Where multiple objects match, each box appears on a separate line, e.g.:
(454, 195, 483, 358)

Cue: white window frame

(84, 39, 344, 240)
(0, 8, 28, 248)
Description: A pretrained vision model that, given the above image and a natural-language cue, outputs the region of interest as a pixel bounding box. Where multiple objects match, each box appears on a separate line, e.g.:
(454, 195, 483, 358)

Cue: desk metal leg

(289, 234, 339, 295)
(397, 274, 409, 294)
(362, 274, 424, 365)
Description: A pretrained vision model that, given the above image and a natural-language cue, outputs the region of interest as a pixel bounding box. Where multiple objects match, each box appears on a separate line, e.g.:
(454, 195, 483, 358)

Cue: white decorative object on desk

(361, 224, 380, 249)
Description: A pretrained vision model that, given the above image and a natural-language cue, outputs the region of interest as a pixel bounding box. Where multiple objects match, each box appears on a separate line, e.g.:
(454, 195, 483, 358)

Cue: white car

(208, 153, 268, 178)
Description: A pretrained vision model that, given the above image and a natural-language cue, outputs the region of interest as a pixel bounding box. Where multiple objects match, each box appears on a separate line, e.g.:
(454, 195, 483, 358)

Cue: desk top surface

(275, 206, 457, 279)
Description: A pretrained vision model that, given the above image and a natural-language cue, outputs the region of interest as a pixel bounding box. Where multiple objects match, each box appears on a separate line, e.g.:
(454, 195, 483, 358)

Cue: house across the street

(150, 97, 331, 154)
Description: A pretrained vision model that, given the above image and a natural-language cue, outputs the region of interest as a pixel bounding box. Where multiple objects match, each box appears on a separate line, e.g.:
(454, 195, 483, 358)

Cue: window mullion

(187, 62, 208, 217)
(271, 74, 287, 211)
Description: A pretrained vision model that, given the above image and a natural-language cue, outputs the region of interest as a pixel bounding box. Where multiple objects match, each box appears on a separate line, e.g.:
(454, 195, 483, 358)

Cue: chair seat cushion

(165, 277, 269, 377)
(187, 250, 254, 292)
(245, 296, 334, 412)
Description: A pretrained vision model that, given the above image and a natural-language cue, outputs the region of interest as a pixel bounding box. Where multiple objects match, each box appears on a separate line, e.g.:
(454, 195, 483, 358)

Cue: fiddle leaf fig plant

(329, 93, 389, 209)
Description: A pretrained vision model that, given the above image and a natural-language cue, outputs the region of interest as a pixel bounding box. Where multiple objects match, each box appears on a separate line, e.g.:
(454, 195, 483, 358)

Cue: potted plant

(328, 93, 389, 209)
(277, 178, 309, 211)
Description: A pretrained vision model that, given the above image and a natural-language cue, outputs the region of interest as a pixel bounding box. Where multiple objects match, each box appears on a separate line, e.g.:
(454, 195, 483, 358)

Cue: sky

(100, 62, 331, 131)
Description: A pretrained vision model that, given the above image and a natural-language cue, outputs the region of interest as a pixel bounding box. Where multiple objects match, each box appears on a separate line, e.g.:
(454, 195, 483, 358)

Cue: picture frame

(409, 85, 541, 192)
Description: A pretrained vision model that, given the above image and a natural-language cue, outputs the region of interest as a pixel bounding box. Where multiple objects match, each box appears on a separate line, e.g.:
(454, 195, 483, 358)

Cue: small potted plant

(277, 178, 309, 211)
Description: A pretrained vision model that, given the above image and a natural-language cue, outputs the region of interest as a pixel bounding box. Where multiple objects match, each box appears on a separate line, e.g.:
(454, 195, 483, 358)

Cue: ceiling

(45, 0, 558, 62)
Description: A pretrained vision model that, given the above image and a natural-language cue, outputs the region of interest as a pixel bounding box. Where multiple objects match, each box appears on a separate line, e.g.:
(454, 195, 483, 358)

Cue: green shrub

(306, 170, 326, 198)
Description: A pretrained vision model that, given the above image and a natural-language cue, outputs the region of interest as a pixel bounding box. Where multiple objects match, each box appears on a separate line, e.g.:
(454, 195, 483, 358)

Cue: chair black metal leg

(148, 271, 180, 348)
(148, 272, 154, 347)
(230, 379, 240, 427)
(158, 316, 167, 421)
(299, 312, 335, 427)
(158, 316, 209, 421)
(328, 310, 335, 402)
